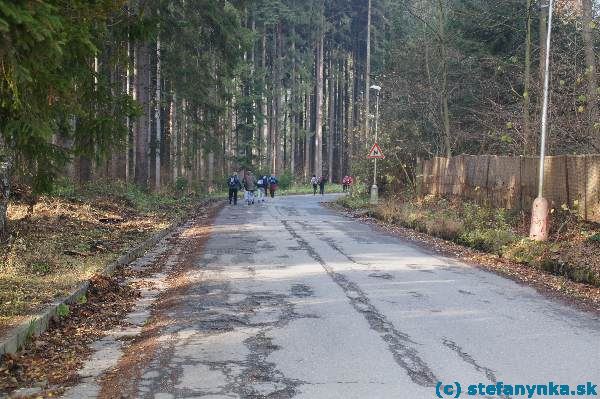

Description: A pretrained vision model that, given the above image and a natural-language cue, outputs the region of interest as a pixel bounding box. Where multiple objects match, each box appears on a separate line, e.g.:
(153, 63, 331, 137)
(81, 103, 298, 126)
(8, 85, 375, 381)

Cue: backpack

(257, 178, 264, 186)
(228, 176, 239, 188)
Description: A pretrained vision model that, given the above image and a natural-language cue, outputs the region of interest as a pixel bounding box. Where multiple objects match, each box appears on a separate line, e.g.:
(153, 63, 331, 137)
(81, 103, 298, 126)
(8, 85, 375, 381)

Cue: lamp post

(370, 85, 381, 205)
(529, 0, 554, 241)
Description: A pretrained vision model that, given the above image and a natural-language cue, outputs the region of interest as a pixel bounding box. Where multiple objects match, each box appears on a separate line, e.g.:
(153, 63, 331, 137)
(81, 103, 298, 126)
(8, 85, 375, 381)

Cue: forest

(1, 0, 599, 237)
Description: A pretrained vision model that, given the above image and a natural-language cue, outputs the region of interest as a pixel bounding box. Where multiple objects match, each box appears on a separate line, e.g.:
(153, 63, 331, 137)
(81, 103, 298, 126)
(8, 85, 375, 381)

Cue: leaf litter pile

(0, 271, 140, 398)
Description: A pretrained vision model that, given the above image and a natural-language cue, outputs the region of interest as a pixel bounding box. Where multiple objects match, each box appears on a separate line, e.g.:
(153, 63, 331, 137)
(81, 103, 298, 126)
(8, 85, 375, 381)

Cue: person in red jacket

(342, 176, 349, 192)
(268, 175, 279, 198)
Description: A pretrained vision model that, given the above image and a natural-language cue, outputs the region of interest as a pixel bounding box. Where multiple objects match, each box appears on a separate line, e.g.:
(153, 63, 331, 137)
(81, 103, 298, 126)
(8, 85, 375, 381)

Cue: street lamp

(370, 84, 381, 205)
(529, 0, 554, 241)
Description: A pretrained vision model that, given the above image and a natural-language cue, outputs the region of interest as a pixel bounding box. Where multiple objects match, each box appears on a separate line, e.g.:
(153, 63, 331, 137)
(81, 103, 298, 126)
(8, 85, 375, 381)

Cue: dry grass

(0, 184, 200, 336)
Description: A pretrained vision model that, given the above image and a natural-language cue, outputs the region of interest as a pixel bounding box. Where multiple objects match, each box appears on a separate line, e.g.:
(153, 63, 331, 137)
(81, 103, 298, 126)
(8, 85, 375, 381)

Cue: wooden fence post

(519, 156, 523, 210)
(564, 156, 570, 207)
(585, 155, 589, 220)
(484, 156, 491, 206)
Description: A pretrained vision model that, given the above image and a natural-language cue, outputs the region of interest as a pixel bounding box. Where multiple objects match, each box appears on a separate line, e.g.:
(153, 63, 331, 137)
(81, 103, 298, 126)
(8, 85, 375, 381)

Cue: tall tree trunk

(170, 93, 178, 183)
(155, 34, 162, 190)
(364, 0, 372, 149)
(327, 56, 335, 183)
(270, 27, 276, 173)
(304, 93, 311, 179)
(315, 16, 325, 177)
(134, 42, 150, 189)
(352, 50, 361, 157)
(292, 103, 297, 178)
(277, 23, 285, 174)
(228, 99, 235, 172)
(77, 58, 98, 184)
(348, 54, 355, 174)
(582, 0, 600, 150)
(523, 0, 534, 155)
(180, 99, 186, 179)
(343, 56, 350, 176)
(437, 0, 452, 157)
(126, 38, 135, 183)
(0, 135, 12, 238)
(110, 58, 126, 180)
(291, 33, 297, 178)
(269, 95, 275, 172)
(242, 52, 252, 165)
(261, 31, 268, 170)
(198, 145, 204, 186)
(283, 89, 289, 169)
(250, 12, 258, 163)
(208, 151, 215, 192)
(337, 58, 344, 180)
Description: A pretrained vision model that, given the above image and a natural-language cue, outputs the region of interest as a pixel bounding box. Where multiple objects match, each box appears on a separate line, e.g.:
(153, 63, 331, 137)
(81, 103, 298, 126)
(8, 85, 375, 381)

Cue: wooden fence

(416, 155, 600, 223)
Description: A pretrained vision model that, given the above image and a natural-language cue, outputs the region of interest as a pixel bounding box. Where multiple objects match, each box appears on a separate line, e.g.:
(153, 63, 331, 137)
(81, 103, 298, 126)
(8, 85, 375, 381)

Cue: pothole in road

(418, 269, 435, 274)
(368, 272, 394, 280)
(238, 333, 303, 399)
(290, 284, 314, 298)
(177, 284, 316, 397)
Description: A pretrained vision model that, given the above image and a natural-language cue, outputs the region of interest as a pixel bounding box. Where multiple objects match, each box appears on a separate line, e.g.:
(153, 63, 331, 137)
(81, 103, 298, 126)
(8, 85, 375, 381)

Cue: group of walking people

(228, 170, 355, 205)
(310, 174, 354, 195)
(310, 175, 327, 196)
(227, 171, 279, 205)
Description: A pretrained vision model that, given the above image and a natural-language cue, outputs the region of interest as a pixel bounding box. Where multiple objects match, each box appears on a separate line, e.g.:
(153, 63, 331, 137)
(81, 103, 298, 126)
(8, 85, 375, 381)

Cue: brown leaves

(0, 271, 140, 397)
(1, 191, 203, 336)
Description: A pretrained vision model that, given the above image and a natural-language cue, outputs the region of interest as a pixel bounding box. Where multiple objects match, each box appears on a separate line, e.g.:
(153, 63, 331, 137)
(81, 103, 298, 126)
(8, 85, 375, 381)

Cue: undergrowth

(0, 180, 209, 333)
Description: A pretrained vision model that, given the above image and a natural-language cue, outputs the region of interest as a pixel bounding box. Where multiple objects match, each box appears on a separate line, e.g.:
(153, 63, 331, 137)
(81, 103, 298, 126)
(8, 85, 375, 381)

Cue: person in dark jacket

(310, 175, 318, 195)
(319, 176, 326, 195)
(227, 172, 242, 205)
(268, 175, 279, 198)
(257, 175, 269, 202)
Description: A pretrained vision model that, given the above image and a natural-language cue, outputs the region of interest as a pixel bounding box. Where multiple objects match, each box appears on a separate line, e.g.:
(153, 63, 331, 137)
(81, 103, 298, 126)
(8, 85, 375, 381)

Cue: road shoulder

(325, 202, 600, 316)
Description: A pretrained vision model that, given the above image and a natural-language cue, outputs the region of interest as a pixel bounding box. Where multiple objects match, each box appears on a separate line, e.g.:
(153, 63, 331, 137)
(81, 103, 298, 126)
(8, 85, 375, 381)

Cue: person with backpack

(256, 174, 268, 203)
(243, 170, 257, 205)
(318, 175, 326, 196)
(227, 172, 242, 205)
(268, 174, 279, 198)
(310, 175, 318, 195)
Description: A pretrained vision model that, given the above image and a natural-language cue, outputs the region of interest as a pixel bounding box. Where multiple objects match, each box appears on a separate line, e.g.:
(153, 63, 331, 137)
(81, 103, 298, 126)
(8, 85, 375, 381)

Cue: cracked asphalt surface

(74, 194, 600, 398)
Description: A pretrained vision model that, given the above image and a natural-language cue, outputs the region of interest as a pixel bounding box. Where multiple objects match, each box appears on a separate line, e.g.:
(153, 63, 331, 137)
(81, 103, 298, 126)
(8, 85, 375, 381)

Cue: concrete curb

(0, 201, 218, 358)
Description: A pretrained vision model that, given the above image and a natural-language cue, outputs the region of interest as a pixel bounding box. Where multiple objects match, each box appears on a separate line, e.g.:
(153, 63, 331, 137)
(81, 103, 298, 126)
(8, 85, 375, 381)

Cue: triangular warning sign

(368, 143, 385, 159)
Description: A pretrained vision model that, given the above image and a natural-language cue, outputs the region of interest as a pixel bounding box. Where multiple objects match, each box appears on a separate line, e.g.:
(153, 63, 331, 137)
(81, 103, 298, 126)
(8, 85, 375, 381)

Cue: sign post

(367, 143, 385, 204)
(368, 85, 382, 204)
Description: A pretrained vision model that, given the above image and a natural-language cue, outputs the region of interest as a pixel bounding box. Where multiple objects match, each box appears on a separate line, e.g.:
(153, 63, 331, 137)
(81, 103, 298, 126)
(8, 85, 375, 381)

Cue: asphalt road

(73, 194, 600, 399)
